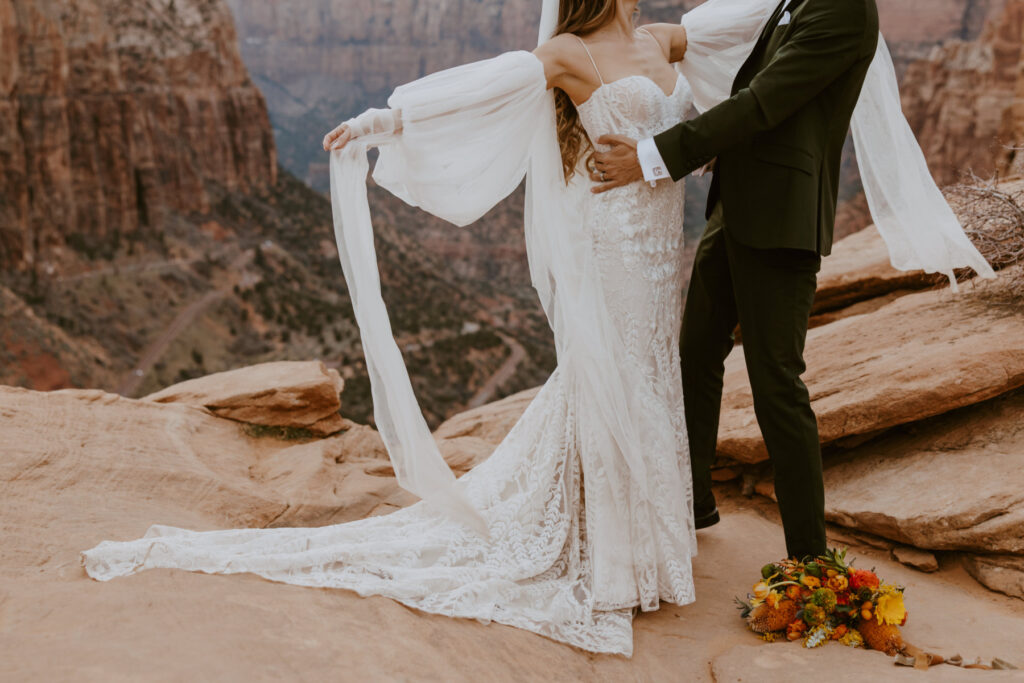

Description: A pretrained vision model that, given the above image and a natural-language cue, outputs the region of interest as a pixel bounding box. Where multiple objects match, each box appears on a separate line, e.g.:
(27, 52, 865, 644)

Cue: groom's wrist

(637, 137, 671, 185)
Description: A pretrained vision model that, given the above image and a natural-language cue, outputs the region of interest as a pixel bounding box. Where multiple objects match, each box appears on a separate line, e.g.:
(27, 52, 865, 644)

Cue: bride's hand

(323, 123, 353, 152)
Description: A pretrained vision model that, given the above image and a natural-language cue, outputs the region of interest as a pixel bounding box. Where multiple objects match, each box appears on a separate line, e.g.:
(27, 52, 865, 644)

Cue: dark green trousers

(681, 202, 826, 559)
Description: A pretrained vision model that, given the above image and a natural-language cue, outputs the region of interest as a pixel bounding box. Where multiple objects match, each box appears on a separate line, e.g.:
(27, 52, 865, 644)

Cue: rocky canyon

(0, 0, 277, 273)
(0, 0, 555, 427)
(901, 0, 1024, 183)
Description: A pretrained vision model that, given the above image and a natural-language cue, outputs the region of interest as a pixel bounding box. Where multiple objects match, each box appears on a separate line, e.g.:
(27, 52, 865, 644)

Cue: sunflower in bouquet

(735, 548, 909, 654)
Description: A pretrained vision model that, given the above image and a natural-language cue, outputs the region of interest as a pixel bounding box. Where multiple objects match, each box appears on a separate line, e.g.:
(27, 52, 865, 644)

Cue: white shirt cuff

(637, 137, 671, 185)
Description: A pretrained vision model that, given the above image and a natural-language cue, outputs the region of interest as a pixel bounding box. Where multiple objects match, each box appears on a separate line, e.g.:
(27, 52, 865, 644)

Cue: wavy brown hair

(555, 0, 619, 181)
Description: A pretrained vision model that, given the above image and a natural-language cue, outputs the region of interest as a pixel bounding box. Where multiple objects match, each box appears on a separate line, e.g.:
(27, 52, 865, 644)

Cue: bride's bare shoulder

(640, 23, 688, 63)
(534, 33, 582, 65)
(534, 33, 597, 90)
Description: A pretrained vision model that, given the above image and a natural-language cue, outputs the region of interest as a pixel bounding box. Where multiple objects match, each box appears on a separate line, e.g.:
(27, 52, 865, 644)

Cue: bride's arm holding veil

(322, 40, 588, 531)
(323, 36, 588, 153)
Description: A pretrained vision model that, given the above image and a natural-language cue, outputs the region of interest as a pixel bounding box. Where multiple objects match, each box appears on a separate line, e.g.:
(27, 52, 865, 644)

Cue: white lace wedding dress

(82, 62, 699, 657)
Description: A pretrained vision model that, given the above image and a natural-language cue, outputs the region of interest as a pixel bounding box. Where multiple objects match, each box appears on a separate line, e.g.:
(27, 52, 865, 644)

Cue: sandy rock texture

(966, 555, 1024, 599)
(823, 390, 1024, 556)
(1, 384, 1022, 681)
(145, 360, 346, 436)
(812, 227, 942, 314)
(901, 0, 1024, 184)
(717, 267, 1024, 463)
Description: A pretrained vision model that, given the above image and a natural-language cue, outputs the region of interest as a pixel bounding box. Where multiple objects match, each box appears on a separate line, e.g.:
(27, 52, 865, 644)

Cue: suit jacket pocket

(754, 143, 816, 176)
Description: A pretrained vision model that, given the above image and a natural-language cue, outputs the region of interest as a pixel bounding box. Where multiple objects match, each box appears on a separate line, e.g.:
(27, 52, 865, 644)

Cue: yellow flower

(839, 629, 865, 648)
(753, 582, 771, 600)
(800, 575, 821, 589)
(766, 591, 783, 608)
(826, 575, 848, 592)
(875, 591, 907, 626)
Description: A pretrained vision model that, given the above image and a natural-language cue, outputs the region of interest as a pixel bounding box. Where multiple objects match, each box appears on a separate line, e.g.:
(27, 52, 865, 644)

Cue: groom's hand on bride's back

(591, 135, 643, 193)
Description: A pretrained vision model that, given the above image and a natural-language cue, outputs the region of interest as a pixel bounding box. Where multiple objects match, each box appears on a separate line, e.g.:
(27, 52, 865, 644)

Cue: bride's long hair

(554, 0, 620, 180)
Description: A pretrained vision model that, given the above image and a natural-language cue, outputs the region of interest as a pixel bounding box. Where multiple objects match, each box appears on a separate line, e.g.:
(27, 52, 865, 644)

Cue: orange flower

(785, 585, 803, 601)
(786, 620, 808, 641)
(801, 575, 821, 589)
(752, 582, 771, 600)
(827, 575, 848, 592)
(766, 591, 783, 609)
(849, 568, 880, 591)
(832, 624, 848, 640)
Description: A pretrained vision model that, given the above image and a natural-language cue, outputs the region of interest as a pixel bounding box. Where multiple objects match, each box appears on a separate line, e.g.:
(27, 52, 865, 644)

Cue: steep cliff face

(1, 0, 556, 428)
(900, 0, 1024, 183)
(0, 0, 277, 273)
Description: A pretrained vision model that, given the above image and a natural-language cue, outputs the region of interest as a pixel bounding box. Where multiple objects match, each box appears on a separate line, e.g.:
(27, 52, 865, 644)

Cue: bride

(82, 0, 992, 657)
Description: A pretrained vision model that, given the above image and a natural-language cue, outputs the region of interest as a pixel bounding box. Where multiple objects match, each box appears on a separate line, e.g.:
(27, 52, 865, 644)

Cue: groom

(592, 0, 879, 560)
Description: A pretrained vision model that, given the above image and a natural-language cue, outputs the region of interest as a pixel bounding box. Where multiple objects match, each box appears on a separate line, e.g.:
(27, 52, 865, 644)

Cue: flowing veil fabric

(850, 36, 996, 288)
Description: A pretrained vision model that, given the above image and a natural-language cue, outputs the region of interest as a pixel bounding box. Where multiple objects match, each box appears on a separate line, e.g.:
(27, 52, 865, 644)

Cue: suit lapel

(756, 0, 789, 45)
(731, 0, 788, 93)
(733, 0, 810, 93)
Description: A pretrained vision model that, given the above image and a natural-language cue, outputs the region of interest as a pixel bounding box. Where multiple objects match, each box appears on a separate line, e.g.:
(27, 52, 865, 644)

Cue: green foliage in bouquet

(736, 548, 908, 654)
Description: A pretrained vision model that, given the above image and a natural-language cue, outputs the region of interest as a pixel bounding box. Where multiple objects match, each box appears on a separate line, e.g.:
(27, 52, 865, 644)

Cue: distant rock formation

(0, 0, 277, 273)
(901, 0, 1024, 183)
(0, 0, 555, 429)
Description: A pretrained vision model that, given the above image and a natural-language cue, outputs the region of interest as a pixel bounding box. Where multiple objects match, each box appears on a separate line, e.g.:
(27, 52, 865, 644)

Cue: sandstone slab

(893, 546, 940, 573)
(822, 390, 1024, 555)
(145, 361, 345, 436)
(965, 555, 1024, 600)
(814, 227, 941, 314)
(433, 386, 539, 445)
(718, 270, 1024, 463)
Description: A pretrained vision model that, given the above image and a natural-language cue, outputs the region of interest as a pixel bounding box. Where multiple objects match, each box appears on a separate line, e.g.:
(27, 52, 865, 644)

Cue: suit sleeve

(654, 0, 871, 181)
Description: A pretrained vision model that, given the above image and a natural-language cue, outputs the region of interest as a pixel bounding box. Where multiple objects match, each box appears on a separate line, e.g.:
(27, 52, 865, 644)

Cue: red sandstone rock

(0, 0, 277, 273)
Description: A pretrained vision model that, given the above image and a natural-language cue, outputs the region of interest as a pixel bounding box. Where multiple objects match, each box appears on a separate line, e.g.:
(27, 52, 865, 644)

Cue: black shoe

(695, 507, 720, 530)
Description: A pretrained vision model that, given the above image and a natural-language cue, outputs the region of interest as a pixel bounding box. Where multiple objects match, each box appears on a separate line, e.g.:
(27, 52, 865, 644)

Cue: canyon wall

(0, 0, 555, 427)
(0, 0, 277, 273)
(900, 0, 1024, 183)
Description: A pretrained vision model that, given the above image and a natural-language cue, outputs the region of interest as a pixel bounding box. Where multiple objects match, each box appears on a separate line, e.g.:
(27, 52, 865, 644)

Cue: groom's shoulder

(808, 0, 878, 35)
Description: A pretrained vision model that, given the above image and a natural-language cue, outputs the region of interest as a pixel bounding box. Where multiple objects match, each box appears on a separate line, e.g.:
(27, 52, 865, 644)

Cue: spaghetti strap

(573, 35, 605, 85)
(637, 26, 668, 59)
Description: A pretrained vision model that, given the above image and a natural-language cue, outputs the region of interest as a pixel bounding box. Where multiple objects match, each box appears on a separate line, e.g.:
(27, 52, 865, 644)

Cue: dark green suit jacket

(654, 0, 879, 255)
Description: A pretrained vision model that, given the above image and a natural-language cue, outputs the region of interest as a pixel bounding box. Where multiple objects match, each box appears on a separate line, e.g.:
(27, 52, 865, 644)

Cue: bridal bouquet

(736, 548, 908, 654)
